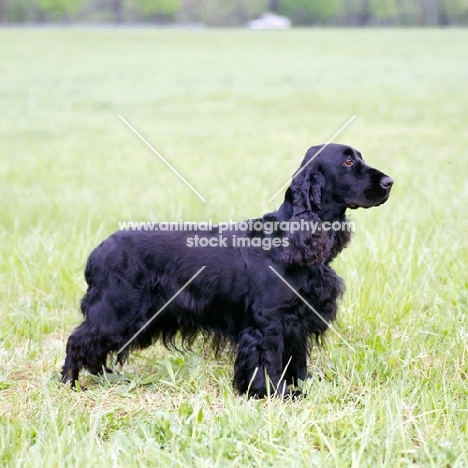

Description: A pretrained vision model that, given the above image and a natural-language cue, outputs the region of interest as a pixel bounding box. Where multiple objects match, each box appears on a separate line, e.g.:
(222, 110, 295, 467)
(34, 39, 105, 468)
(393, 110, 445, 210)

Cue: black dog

(61, 143, 393, 397)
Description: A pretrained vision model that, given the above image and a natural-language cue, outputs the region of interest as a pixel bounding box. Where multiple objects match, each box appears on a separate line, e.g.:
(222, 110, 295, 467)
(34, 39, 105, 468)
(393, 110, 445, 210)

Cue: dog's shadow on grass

(62, 346, 236, 396)
(57, 340, 339, 398)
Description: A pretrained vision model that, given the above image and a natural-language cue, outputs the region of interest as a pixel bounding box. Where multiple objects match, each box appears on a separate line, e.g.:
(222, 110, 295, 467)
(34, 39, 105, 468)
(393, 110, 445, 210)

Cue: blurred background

(2, 0, 468, 464)
(1, 0, 468, 27)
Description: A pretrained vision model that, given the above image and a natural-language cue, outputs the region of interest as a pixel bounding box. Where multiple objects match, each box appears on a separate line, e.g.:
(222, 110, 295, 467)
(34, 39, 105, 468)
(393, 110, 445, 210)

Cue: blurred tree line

(1, 0, 467, 25)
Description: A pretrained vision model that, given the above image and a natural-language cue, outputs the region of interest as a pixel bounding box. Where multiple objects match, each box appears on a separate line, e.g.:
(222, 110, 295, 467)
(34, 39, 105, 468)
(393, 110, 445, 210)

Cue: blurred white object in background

(247, 13, 292, 30)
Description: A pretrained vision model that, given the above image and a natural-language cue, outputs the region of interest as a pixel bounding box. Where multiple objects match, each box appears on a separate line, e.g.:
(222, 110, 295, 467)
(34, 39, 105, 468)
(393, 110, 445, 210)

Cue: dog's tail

(80, 235, 118, 317)
(80, 243, 106, 317)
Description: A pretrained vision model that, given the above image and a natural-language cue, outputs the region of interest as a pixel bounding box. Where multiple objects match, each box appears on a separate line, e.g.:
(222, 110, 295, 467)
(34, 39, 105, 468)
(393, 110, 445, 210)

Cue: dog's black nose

(380, 176, 394, 189)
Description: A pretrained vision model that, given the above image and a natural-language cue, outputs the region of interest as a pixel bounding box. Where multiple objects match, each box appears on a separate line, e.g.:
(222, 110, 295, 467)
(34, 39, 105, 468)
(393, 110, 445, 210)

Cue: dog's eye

(343, 158, 354, 166)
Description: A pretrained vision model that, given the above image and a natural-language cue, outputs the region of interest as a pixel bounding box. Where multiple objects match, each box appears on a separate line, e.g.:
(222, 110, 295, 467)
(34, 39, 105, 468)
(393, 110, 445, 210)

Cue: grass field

(1, 27, 468, 467)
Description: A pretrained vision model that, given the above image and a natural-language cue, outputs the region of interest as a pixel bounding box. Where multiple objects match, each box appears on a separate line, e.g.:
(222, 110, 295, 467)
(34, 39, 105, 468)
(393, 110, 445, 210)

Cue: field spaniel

(61, 143, 393, 398)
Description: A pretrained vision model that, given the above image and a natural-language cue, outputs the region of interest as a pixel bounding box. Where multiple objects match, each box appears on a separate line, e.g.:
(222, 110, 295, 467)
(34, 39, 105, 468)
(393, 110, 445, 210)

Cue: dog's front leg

(233, 327, 289, 398)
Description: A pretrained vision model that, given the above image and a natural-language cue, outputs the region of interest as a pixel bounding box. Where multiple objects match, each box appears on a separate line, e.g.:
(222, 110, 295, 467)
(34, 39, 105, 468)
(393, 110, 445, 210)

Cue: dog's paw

(281, 389, 303, 400)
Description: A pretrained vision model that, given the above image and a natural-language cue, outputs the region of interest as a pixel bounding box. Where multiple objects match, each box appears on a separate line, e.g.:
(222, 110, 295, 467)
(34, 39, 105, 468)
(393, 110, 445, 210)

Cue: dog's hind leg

(61, 321, 113, 388)
(61, 325, 85, 387)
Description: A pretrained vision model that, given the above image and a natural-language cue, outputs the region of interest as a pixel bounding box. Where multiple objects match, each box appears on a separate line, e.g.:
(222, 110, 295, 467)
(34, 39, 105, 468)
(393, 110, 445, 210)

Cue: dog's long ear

(309, 171, 324, 211)
(280, 164, 330, 267)
(289, 167, 324, 216)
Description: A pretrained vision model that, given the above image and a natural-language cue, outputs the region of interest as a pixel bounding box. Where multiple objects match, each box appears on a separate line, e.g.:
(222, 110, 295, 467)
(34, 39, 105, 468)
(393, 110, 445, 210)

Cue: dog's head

(289, 143, 393, 217)
(280, 143, 393, 267)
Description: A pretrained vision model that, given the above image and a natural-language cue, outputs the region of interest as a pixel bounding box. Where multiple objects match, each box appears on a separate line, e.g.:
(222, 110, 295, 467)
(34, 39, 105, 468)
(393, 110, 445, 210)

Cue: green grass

(1, 27, 468, 467)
